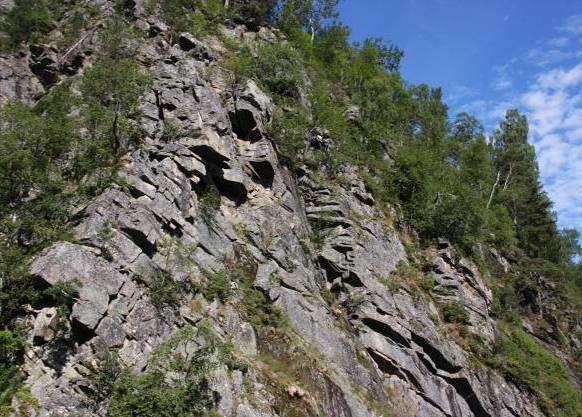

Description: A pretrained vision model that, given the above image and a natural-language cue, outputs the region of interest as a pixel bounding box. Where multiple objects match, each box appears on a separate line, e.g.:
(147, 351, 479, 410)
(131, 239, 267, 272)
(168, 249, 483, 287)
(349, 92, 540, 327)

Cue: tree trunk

(112, 101, 121, 151)
(503, 164, 513, 191)
(486, 171, 501, 209)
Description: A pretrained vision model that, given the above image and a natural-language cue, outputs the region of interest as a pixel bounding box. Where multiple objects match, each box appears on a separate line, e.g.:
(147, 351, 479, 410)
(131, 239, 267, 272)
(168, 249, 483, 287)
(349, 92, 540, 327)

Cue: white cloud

(445, 85, 479, 105)
(459, 14, 582, 233)
(547, 37, 569, 48)
(456, 99, 517, 130)
(492, 65, 513, 90)
(525, 47, 578, 67)
(524, 16, 582, 68)
(536, 62, 582, 89)
(521, 60, 582, 231)
(558, 15, 582, 37)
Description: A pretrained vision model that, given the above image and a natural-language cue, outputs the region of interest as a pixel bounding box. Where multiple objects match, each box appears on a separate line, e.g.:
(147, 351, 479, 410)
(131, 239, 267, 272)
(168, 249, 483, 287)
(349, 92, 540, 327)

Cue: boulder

(32, 307, 59, 344)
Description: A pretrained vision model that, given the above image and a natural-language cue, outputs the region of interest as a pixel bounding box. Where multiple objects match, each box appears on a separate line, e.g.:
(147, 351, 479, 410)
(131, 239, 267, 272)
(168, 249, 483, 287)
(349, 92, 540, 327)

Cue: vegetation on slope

(221, 2, 582, 415)
(0, 0, 580, 416)
(492, 325, 582, 417)
(0, 12, 151, 411)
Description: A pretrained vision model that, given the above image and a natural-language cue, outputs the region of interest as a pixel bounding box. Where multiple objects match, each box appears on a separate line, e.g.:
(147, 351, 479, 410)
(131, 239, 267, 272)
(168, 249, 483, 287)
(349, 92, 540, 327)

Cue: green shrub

(267, 106, 310, 167)
(85, 351, 123, 408)
(441, 302, 470, 324)
(226, 43, 305, 99)
(200, 269, 232, 302)
(0, 0, 56, 48)
(161, 119, 186, 142)
(134, 236, 197, 310)
(0, 330, 25, 411)
(107, 370, 217, 417)
(134, 270, 186, 310)
(220, 258, 288, 329)
(492, 325, 582, 417)
(240, 285, 288, 329)
(197, 183, 221, 211)
(420, 275, 436, 293)
(101, 325, 242, 417)
(157, 0, 224, 37)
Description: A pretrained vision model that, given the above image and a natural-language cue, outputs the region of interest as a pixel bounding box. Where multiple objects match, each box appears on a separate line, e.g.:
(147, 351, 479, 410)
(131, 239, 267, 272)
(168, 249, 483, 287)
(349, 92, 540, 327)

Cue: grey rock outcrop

(2, 15, 553, 417)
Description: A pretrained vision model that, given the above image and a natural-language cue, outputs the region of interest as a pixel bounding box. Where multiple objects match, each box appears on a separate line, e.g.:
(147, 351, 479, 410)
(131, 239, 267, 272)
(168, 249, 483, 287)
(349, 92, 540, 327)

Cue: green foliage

(199, 269, 232, 302)
(374, 273, 401, 293)
(278, 0, 339, 39)
(558, 229, 582, 263)
(240, 284, 288, 329)
(197, 182, 222, 220)
(0, 97, 76, 207)
(267, 106, 310, 167)
(40, 280, 80, 319)
(227, 0, 277, 27)
(155, 0, 224, 37)
(81, 17, 152, 154)
(107, 370, 217, 417)
(440, 302, 470, 325)
(85, 351, 123, 408)
(220, 256, 288, 329)
(97, 325, 242, 417)
(137, 270, 186, 310)
(490, 109, 563, 262)
(135, 236, 197, 310)
(226, 43, 305, 99)
(420, 275, 436, 293)
(491, 325, 582, 417)
(0, 0, 58, 48)
(0, 330, 25, 412)
(161, 119, 186, 142)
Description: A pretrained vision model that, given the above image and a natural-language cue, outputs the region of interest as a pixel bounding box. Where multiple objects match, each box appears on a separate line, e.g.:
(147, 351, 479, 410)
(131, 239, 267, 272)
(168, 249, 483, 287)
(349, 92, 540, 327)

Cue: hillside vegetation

(0, 1, 580, 416)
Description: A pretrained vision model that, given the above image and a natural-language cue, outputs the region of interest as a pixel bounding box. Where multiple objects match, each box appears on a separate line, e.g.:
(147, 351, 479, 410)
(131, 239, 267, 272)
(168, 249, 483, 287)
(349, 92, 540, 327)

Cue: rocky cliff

(0, 2, 578, 417)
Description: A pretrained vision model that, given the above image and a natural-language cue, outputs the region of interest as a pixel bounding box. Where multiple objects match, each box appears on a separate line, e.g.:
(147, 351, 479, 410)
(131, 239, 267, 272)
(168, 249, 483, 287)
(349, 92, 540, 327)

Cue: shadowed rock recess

(0, 2, 579, 417)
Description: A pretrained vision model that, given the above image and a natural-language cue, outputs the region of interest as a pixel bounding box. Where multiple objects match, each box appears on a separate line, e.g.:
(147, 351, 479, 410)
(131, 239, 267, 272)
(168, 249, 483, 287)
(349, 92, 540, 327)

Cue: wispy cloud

(445, 85, 479, 106)
(522, 62, 582, 231)
(535, 63, 582, 89)
(558, 14, 582, 37)
(547, 37, 570, 48)
(525, 47, 579, 67)
(492, 65, 513, 90)
(523, 14, 582, 68)
(458, 14, 582, 232)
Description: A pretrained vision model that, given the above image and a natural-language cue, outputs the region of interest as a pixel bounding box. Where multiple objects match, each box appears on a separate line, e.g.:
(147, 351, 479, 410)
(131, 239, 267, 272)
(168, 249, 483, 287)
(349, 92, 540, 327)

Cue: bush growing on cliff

(0, 330, 25, 412)
(199, 269, 232, 302)
(492, 325, 582, 417)
(151, 0, 225, 38)
(226, 43, 305, 99)
(0, 13, 151, 408)
(267, 106, 310, 167)
(101, 325, 242, 417)
(0, 0, 54, 48)
(81, 18, 152, 156)
(440, 302, 470, 325)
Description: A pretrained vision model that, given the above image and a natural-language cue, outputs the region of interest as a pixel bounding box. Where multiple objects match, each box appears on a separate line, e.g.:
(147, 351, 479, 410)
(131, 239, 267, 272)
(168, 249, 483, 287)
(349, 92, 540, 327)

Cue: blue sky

(339, 0, 582, 235)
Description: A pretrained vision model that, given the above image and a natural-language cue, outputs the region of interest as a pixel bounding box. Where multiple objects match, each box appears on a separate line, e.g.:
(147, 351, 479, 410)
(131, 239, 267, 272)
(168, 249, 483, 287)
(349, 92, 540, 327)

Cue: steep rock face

(5, 14, 548, 417)
(0, 52, 45, 105)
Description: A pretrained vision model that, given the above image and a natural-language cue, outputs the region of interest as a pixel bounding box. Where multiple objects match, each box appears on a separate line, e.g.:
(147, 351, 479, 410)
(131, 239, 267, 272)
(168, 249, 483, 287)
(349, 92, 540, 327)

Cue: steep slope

(0, 2, 579, 417)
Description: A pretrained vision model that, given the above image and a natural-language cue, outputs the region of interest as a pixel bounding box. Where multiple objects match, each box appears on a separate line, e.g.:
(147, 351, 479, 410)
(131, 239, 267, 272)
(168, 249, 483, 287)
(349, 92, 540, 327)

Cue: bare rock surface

(2, 12, 552, 417)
